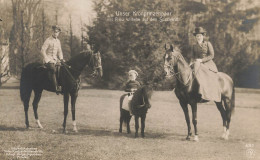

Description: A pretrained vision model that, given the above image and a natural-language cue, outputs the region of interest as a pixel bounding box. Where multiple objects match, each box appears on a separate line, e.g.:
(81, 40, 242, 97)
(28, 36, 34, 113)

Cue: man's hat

(52, 25, 61, 32)
(193, 27, 206, 36)
(128, 70, 138, 77)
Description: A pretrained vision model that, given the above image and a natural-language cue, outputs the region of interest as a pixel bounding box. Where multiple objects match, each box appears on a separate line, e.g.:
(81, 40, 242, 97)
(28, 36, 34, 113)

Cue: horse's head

(88, 51, 103, 78)
(163, 44, 181, 78)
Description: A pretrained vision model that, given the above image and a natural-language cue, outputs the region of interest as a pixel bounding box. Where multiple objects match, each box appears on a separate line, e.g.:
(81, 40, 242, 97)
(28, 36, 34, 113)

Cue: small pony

(119, 86, 153, 138)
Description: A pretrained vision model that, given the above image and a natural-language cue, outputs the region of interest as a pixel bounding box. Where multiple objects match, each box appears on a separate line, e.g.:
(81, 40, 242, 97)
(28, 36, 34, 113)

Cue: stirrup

(198, 99, 209, 103)
(56, 86, 63, 95)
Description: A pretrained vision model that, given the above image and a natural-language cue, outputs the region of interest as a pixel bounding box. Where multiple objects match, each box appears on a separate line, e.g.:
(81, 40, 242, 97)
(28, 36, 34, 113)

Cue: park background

(0, 1, 260, 160)
(0, 0, 259, 89)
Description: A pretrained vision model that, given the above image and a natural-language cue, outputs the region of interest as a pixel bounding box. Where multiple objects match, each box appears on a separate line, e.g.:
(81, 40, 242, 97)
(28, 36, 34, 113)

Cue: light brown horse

(163, 44, 235, 141)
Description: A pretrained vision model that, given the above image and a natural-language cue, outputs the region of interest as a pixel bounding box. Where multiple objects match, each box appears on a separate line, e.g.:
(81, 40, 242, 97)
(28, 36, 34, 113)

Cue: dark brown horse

(119, 86, 153, 138)
(163, 44, 235, 141)
(20, 51, 102, 133)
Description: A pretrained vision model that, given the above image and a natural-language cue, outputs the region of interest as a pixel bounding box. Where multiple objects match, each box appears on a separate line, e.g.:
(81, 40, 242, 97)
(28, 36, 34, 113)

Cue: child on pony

(122, 70, 141, 115)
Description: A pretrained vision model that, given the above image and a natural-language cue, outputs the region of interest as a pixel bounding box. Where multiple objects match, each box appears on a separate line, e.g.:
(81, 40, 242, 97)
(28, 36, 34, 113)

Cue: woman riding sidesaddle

(190, 27, 221, 102)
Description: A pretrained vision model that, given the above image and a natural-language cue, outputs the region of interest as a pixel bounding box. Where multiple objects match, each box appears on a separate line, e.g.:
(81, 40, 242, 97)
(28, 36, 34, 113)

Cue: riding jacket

(41, 36, 63, 64)
(191, 41, 218, 72)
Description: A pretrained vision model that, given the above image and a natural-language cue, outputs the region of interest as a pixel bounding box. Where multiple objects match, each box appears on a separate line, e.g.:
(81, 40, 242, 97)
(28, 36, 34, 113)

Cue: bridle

(164, 52, 195, 86)
(88, 52, 102, 77)
(59, 52, 102, 89)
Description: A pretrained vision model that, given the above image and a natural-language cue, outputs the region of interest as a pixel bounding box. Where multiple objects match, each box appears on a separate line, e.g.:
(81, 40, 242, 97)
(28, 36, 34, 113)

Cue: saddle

(36, 64, 62, 86)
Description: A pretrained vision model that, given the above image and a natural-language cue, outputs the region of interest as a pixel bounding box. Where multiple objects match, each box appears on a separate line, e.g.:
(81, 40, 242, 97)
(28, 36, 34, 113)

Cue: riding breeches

(45, 63, 58, 91)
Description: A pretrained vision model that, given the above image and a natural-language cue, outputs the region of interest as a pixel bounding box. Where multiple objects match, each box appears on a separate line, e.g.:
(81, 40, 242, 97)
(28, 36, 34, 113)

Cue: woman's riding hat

(52, 25, 61, 32)
(193, 27, 206, 36)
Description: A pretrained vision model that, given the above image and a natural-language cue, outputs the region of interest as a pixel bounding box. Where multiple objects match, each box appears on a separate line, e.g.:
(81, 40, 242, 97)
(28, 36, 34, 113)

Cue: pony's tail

(20, 67, 32, 103)
(230, 86, 235, 115)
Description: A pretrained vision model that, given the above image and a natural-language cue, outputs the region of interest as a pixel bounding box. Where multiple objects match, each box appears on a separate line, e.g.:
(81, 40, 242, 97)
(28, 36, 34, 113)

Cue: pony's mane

(133, 86, 153, 101)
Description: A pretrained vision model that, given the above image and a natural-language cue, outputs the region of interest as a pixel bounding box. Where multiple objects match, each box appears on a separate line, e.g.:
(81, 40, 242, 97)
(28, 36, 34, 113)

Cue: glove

(196, 59, 202, 63)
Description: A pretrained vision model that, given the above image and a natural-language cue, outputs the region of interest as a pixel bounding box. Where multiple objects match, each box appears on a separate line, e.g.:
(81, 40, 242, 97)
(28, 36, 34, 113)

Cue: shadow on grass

(52, 126, 185, 140)
(0, 125, 27, 131)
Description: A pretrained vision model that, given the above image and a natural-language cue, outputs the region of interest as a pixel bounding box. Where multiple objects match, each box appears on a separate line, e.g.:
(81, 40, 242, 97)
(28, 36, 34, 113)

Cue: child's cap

(128, 70, 138, 77)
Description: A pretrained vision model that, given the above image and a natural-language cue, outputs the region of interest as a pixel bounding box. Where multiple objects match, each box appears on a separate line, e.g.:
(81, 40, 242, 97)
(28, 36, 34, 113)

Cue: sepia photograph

(0, 0, 259, 159)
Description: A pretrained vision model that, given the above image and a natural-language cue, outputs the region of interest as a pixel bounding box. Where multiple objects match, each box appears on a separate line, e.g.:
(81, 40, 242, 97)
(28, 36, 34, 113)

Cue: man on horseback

(190, 27, 221, 102)
(41, 25, 65, 94)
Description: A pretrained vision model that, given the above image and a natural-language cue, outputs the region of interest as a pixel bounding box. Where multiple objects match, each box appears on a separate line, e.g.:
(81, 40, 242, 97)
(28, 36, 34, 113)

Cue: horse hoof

(135, 133, 138, 138)
(119, 129, 122, 133)
(141, 133, 145, 138)
(73, 129, 78, 133)
(26, 126, 31, 130)
(224, 135, 229, 140)
(221, 133, 226, 139)
(186, 136, 191, 141)
(194, 135, 199, 142)
(127, 130, 131, 134)
(63, 130, 68, 134)
(36, 120, 43, 129)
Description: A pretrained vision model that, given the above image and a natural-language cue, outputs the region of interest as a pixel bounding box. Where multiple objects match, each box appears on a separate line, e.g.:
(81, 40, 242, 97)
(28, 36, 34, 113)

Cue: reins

(61, 61, 80, 89)
(166, 54, 198, 86)
(59, 52, 95, 89)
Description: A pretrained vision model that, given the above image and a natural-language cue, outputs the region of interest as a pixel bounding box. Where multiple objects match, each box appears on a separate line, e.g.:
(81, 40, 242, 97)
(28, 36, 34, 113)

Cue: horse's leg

(63, 92, 69, 133)
(32, 90, 43, 128)
(141, 112, 147, 138)
(71, 92, 78, 133)
(191, 103, 199, 142)
(23, 90, 32, 129)
(215, 101, 227, 139)
(24, 99, 31, 129)
(119, 95, 124, 133)
(119, 109, 123, 133)
(135, 115, 139, 138)
(127, 114, 131, 134)
(180, 101, 192, 140)
(223, 98, 232, 140)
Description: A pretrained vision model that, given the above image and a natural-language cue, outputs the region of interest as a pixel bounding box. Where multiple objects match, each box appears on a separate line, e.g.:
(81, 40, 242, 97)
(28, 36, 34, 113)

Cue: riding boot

(55, 66, 63, 95)
(52, 72, 62, 95)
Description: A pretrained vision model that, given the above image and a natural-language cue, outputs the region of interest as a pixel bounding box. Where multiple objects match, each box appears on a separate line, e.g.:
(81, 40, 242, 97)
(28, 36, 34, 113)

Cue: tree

(197, 0, 260, 86)
(9, 0, 42, 75)
(87, 0, 179, 89)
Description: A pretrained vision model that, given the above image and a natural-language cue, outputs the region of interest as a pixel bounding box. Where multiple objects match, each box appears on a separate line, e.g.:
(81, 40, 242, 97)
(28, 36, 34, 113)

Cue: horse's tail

(20, 66, 32, 103)
(230, 85, 235, 115)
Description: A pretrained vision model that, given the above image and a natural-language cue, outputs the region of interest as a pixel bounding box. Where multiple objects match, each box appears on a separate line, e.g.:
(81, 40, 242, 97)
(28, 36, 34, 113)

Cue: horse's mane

(66, 51, 91, 65)
(132, 86, 153, 105)
(173, 47, 190, 67)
